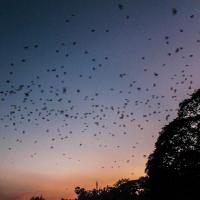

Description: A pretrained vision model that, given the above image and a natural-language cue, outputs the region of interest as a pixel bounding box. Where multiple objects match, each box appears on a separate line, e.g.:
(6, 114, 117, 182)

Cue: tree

(145, 89, 200, 200)
(30, 195, 45, 200)
(75, 177, 148, 200)
(75, 187, 88, 200)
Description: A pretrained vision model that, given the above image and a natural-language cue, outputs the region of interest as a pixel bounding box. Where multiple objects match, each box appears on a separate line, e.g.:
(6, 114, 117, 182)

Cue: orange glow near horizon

(1, 169, 145, 200)
(0, 165, 145, 199)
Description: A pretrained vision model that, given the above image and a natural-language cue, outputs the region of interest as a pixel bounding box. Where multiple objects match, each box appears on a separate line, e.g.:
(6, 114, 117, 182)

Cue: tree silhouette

(75, 177, 148, 200)
(75, 186, 89, 200)
(30, 195, 45, 200)
(145, 89, 200, 200)
(74, 89, 200, 200)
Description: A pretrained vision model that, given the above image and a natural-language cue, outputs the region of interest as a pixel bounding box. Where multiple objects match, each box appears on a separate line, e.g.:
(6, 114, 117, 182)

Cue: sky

(0, 0, 200, 199)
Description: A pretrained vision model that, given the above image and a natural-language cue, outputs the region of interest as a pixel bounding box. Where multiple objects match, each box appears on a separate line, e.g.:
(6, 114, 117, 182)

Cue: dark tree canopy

(145, 89, 200, 200)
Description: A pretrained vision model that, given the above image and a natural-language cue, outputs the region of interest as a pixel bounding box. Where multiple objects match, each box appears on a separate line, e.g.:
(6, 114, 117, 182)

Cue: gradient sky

(0, 0, 200, 199)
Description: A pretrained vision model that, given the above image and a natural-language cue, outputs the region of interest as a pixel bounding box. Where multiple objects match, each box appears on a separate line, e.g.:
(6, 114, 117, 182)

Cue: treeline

(75, 177, 148, 200)
(31, 89, 200, 200)
(74, 89, 200, 200)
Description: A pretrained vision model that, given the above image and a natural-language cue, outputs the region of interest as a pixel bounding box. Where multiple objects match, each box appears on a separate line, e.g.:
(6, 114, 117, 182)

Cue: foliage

(145, 89, 200, 200)
(75, 89, 200, 200)
(75, 177, 148, 200)
(30, 196, 45, 200)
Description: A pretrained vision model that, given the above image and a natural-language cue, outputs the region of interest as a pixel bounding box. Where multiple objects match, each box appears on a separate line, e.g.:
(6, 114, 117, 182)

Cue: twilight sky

(0, 0, 200, 199)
